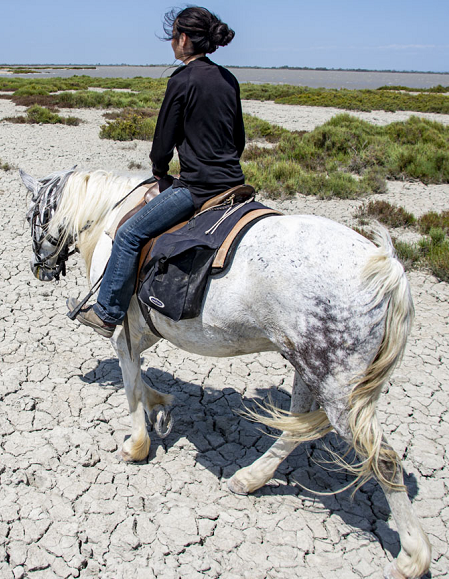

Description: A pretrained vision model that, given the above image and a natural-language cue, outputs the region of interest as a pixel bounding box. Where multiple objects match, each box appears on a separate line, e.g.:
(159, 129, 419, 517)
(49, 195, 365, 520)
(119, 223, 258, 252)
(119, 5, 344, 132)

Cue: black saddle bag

(139, 246, 216, 322)
(138, 199, 270, 322)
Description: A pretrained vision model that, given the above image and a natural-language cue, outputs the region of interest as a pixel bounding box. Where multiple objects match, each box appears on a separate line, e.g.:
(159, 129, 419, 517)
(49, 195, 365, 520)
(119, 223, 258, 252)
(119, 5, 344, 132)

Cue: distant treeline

(227, 66, 449, 74)
(2, 64, 448, 74)
(0, 66, 97, 74)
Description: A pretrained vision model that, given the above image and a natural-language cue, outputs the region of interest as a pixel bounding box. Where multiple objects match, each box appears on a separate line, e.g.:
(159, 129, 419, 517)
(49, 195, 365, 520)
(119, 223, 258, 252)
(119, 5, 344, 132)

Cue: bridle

(26, 168, 77, 280)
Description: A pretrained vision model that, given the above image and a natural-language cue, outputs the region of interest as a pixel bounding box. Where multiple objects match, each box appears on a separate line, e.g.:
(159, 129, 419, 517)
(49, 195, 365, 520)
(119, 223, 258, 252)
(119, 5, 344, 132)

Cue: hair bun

(210, 20, 235, 47)
(163, 7, 235, 55)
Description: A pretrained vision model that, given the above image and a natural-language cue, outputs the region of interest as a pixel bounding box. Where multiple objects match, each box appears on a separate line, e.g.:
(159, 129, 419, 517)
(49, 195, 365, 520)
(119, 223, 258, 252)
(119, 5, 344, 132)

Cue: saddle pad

(138, 202, 281, 322)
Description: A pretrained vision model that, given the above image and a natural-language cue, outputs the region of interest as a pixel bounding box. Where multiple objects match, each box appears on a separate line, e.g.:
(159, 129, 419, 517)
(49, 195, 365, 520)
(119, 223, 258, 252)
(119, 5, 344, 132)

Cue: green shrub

(242, 158, 304, 198)
(388, 142, 449, 183)
(301, 171, 361, 199)
(100, 111, 157, 141)
(3, 105, 81, 126)
(274, 87, 449, 114)
(243, 114, 287, 142)
(27, 105, 65, 124)
(377, 84, 449, 94)
(240, 83, 302, 102)
(385, 116, 448, 148)
(13, 84, 50, 97)
(2, 77, 449, 114)
(426, 241, 449, 281)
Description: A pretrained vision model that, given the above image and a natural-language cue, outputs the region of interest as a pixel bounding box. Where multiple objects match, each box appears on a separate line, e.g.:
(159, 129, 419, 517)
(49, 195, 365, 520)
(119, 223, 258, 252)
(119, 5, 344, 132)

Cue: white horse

(21, 167, 431, 579)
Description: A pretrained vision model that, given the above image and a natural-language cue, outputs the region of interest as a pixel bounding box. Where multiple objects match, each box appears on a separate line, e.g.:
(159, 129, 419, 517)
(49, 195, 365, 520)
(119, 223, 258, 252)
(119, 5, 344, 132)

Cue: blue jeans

(94, 186, 194, 323)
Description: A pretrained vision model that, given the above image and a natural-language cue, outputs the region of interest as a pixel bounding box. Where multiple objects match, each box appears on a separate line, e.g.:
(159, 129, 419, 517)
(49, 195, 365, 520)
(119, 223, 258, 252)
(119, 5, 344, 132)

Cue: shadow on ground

(80, 356, 424, 568)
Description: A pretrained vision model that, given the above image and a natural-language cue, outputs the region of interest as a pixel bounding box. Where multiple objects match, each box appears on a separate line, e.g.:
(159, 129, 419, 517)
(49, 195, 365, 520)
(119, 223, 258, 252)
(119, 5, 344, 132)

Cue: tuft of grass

(358, 168, 388, 194)
(356, 200, 416, 228)
(417, 231, 449, 282)
(5, 78, 169, 110)
(128, 161, 145, 170)
(355, 206, 449, 281)
(392, 239, 423, 270)
(298, 171, 361, 199)
(0, 159, 14, 171)
(240, 83, 449, 113)
(418, 210, 449, 234)
(242, 158, 362, 200)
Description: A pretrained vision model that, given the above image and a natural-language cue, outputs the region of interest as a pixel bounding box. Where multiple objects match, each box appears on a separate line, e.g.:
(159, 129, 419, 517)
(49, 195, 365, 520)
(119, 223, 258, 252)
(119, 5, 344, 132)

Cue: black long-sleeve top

(150, 57, 245, 209)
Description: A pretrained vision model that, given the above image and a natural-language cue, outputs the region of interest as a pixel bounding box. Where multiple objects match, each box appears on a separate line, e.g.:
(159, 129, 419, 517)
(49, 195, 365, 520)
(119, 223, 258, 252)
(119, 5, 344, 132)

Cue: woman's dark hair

(163, 6, 235, 55)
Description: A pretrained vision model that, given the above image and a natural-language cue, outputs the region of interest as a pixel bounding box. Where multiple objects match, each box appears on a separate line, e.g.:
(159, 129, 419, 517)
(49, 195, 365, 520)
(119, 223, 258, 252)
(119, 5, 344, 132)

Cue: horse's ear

(19, 169, 39, 196)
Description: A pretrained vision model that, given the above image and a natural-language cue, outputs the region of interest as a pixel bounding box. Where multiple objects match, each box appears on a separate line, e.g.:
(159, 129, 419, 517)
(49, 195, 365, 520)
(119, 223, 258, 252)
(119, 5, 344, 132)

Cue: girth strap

(138, 299, 163, 339)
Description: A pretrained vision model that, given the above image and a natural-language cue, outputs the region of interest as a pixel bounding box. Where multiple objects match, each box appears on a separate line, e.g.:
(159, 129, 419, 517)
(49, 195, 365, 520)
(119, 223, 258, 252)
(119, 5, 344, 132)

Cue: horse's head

(20, 167, 76, 282)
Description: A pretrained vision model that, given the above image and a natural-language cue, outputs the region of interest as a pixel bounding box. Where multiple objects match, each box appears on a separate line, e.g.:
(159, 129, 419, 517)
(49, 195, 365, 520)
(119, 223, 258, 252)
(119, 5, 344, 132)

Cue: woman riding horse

(68, 6, 245, 337)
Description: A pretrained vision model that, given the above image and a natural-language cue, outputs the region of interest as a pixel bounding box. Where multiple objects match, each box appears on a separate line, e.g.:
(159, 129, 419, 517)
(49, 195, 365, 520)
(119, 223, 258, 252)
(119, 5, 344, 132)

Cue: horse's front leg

(112, 303, 173, 462)
(228, 372, 316, 494)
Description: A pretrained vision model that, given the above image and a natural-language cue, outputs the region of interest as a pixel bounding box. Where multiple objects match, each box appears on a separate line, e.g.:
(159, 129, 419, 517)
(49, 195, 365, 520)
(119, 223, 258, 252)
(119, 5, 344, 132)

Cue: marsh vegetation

(1, 77, 448, 278)
(1, 76, 448, 112)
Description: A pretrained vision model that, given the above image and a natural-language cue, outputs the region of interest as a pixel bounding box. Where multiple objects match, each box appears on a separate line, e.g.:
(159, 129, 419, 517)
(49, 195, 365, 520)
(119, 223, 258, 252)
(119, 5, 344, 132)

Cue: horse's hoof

(227, 475, 249, 496)
(117, 449, 133, 462)
(149, 405, 174, 438)
(383, 562, 407, 579)
(117, 450, 147, 464)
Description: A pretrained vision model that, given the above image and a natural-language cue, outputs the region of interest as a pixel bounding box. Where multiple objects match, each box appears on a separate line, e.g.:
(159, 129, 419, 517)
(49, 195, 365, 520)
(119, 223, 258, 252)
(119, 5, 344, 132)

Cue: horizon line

(1, 63, 449, 75)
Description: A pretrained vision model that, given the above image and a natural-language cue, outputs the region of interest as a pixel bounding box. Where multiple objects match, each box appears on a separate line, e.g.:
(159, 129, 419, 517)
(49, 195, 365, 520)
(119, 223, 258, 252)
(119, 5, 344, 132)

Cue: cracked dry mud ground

(0, 99, 448, 578)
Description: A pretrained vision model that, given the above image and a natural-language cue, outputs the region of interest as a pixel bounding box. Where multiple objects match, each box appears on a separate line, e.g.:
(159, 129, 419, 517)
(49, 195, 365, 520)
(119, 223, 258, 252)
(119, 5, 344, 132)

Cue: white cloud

(377, 44, 437, 50)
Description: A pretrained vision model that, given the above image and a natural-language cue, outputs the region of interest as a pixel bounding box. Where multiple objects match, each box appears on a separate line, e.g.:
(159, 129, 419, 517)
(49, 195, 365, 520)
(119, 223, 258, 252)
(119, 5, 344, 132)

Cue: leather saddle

(110, 179, 281, 329)
(112, 180, 263, 277)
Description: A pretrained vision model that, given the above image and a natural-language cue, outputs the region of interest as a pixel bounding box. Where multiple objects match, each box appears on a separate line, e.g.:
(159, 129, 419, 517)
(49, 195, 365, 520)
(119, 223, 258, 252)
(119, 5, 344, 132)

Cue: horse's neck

(104, 184, 153, 238)
(66, 170, 149, 273)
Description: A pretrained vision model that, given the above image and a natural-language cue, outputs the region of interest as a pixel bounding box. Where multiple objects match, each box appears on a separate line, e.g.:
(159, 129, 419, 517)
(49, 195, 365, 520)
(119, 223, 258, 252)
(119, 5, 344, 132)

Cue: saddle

(111, 179, 281, 327)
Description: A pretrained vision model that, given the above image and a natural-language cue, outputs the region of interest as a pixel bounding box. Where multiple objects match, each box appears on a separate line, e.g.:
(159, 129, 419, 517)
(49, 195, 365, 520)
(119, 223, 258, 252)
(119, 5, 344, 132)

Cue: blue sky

(1, 0, 448, 72)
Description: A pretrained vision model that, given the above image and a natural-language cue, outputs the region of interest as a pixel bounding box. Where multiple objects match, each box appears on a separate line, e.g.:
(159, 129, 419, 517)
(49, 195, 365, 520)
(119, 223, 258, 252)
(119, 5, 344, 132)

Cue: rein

(66, 175, 157, 320)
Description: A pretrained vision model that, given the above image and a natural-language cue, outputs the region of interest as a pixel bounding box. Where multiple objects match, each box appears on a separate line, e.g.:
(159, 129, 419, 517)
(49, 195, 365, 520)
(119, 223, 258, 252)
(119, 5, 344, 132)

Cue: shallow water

(2, 65, 449, 89)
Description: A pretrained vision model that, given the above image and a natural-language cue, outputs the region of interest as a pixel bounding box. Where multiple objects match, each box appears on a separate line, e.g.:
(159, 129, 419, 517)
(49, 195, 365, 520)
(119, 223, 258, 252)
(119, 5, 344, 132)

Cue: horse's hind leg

(112, 306, 173, 462)
(324, 404, 431, 579)
(377, 456, 431, 579)
(228, 372, 315, 495)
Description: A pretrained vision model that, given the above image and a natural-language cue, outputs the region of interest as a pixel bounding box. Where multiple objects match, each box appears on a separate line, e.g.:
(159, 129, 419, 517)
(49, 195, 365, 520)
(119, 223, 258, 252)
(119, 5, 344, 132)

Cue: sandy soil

(0, 97, 448, 578)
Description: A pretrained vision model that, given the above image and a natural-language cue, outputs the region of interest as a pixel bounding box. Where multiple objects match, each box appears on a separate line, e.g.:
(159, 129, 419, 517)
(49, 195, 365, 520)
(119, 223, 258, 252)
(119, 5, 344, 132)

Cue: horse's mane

(49, 169, 149, 273)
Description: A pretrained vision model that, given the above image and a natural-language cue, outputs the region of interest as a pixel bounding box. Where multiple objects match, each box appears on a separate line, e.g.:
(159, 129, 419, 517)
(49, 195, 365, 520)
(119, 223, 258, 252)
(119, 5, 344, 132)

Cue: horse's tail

(345, 226, 414, 491)
(246, 225, 413, 492)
